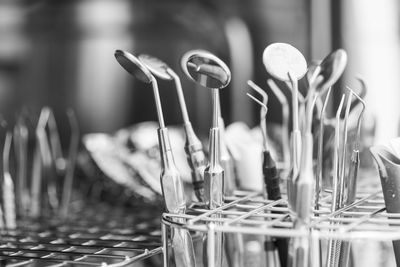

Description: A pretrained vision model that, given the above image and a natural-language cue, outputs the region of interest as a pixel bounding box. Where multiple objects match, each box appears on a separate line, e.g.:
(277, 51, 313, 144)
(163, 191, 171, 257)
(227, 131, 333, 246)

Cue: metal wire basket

(0, 109, 165, 267)
(161, 185, 399, 267)
(0, 201, 163, 267)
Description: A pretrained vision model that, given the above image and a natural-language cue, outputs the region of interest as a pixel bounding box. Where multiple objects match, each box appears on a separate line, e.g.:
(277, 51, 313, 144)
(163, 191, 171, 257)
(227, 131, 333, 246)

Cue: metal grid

(0, 202, 163, 266)
(162, 189, 400, 242)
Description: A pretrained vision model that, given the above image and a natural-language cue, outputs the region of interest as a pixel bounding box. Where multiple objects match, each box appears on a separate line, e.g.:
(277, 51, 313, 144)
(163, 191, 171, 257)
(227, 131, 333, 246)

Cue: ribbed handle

(184, 144, 206, 202)
(263, 151, 281, 200)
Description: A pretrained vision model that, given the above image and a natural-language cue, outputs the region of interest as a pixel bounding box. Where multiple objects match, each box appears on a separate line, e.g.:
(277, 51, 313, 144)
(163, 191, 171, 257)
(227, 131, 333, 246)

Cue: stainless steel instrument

(315, 49, 348, 211)
(181, 49, 231, 267)
(338, 86, 366, 267)
(139, 54, 207, 203)
(2, 129, 16, 229)
(263, 43, 307, 213)
(267, 79, 290, 171)
(326, 94, 346, 267)
(115, 50, 196, 267)
(247, 81, 281, 267)
(263, 43, 308, 267)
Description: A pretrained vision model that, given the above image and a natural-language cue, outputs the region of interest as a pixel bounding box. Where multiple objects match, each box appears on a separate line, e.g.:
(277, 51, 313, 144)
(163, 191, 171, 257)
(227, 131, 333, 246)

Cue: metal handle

(172, 228, 197, 267)
(221, 156, 235, 196)
(13, 121, 29, 217)
(296, 132, 314, 224)
(288, 130, 302, 211)
(338, 150, 360, 267)
(220, 155, 244, 267)
(3, 173, 16, 229)
(158, 128, 197, 267)
(158, 128, 186, 214)
(288, 232, 309, 267)
(346, 150, 360, 205)
(263, 151, 281, 201)
(204, 128, 224, 210)
(185, 143, 206, 202)
(204, 167, 224, 210)
(184, 123, 206, 202)
(203, 223, 224, 267)
(225, 233, 244, 267)
(262, 151, 285, 267)
(160, 156, 186, 214)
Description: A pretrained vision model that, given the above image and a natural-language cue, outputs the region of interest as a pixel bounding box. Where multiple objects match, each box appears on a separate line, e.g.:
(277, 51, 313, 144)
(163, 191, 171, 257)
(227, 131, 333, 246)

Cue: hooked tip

(246, 93, 268, 114)
(247, 80, 268, 105)
(346, 86, 364, 102)
(246, 80, 255, 87)
(346, 86, 366, 114)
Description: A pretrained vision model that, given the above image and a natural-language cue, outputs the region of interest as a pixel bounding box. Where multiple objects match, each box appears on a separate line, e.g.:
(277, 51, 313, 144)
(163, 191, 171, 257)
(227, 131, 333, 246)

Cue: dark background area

(2, 0, 396, 142)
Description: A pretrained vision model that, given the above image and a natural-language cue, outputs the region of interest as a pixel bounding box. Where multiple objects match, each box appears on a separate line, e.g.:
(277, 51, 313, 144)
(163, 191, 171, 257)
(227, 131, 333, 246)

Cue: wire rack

(162, 188, 400, 242)
(0, 201, 163, 267)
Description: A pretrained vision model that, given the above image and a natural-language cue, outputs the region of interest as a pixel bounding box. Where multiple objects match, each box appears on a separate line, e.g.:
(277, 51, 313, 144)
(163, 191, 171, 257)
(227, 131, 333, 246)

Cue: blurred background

(0, 0, 399, 143)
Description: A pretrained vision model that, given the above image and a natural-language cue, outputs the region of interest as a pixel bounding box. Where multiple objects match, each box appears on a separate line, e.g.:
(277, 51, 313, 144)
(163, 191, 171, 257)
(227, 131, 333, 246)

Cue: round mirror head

(263, 43, 307, 82)
(181, 49, 231, 90)
(114, 50, 153, 83)
(318, 49, 347, 89)
(138, 54, 173, 80)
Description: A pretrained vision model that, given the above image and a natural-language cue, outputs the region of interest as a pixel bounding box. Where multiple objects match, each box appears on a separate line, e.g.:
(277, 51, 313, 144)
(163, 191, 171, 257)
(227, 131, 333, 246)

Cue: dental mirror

(181, 49, 231, 90)
(115, 50, 153, 84)
(316, 49, 347, 91)
(138, 54, 173, 81)
(262, 43, 307, 82)
(114, 50, 165, 128)
(139, 53, 207, 203)
(182, 50, 230, 266)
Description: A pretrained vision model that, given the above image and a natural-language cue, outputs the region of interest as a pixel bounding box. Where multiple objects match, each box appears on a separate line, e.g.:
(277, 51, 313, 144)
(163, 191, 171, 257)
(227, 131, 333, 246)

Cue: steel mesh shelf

(162, 189, 400, 241)
(0, 202, 163, 267)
